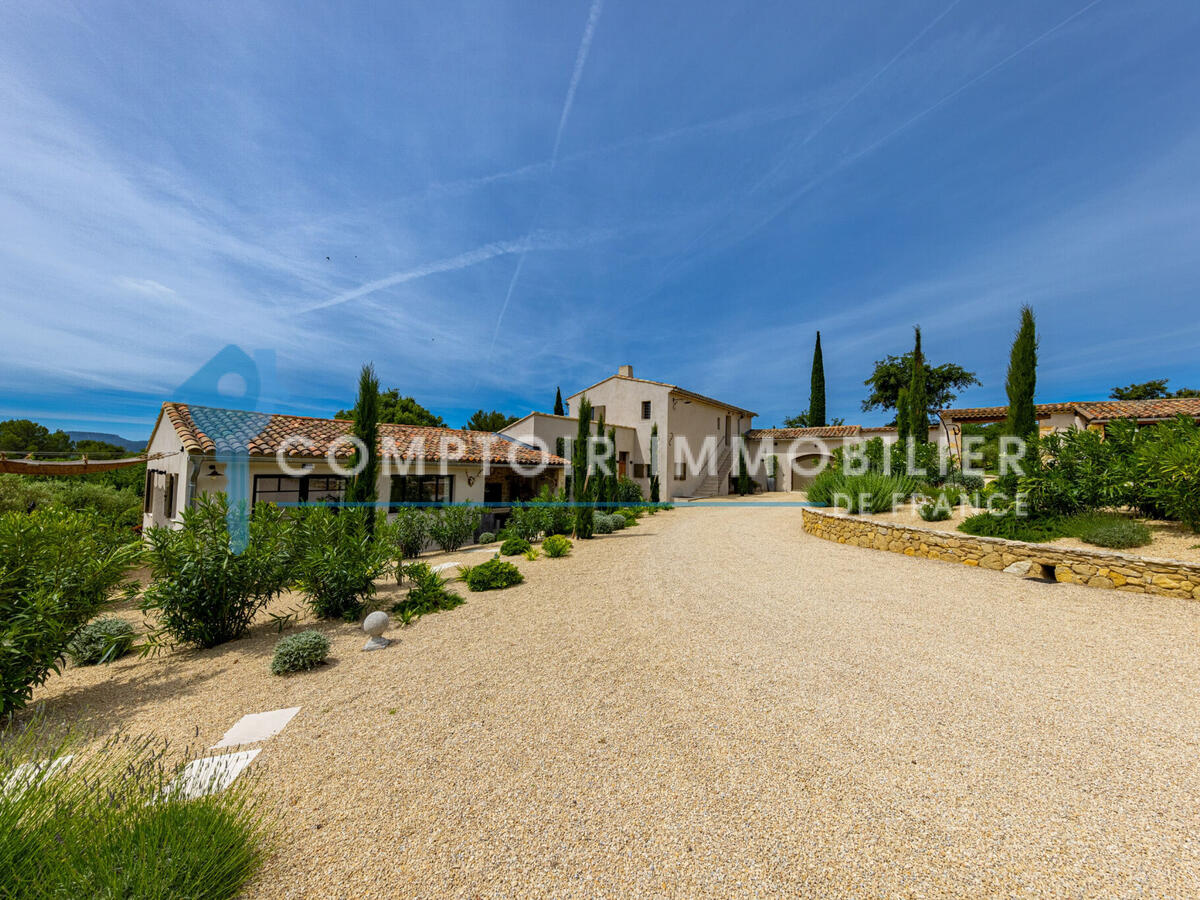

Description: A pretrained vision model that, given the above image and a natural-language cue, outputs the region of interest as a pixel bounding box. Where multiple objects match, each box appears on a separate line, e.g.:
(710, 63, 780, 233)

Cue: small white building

(142, 402, 567, 531)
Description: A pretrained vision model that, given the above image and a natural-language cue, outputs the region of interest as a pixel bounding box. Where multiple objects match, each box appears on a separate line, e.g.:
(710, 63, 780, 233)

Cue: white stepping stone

(1, 755, 73, 797)
(431, 561, 461, 572)
(212, 707, 300, 749)
(170, 749, 259, 800)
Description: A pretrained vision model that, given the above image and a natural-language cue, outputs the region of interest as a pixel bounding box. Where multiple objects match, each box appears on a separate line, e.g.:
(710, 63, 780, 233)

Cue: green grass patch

(0, 722, 270, 899)
(959, 511, 1153, 549)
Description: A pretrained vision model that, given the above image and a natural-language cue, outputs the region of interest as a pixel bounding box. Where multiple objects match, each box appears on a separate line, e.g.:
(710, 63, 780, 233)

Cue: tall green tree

(1001, 305, 1038, 491)
(1110, 378, 1200, 400)
(336, 389, 444, 427)
(344, 364, 380, 534)
(1004, 306, 1038, 441)
(464, 410, 517, 432)
(553, 387, 565, 416)
(571, 395, 595, 538)
(907, 327, 928, 444)
(862, 355, 979, 421)
(896, 386, 911, 443)
(0, 419, 73, 455)
(809, 331, 826, 428)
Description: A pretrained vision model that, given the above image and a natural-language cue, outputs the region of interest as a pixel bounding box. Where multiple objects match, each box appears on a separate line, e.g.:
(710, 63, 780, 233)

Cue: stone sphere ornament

(361, 611, 392, 651)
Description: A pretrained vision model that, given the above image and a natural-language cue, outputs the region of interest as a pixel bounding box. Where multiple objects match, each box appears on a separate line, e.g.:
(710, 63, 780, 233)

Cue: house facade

(143, 402, 566, 531)
(503, 365, 756, 499)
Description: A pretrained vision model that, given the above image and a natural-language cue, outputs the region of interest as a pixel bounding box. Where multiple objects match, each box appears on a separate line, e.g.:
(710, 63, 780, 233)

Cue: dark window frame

(389, 474, 455, 508)
(252, 473, 347, 506)
(641, 401, 651, 419)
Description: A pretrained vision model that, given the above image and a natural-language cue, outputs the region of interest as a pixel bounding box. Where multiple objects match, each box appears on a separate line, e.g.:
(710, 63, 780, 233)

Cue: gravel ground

(28, 499, 1200, 897)
(871, 503, 1200, 564)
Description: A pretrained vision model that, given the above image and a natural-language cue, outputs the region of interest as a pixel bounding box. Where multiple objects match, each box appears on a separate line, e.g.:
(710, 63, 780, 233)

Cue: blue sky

(2, 0, 1199, 438)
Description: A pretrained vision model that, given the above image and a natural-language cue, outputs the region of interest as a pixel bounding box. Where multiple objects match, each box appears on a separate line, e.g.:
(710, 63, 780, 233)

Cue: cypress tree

(345, 363, 380, 534)
(809, 331, 826, 428)
(1004, 305, 1038, 485)
(1005, 306, 1038, 440)
(571, 395, 594, 538)
(907, 327, 928, 444)
(896, 386, 910, 443)
(554, 387, 564, 416)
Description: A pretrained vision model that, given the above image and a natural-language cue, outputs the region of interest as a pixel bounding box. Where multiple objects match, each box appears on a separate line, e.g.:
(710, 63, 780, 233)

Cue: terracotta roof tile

(745, 425, 861, 439)
(939, 398, 1200, 424)
(161, 403, 568, 466)
(937, 402, 1076, 422)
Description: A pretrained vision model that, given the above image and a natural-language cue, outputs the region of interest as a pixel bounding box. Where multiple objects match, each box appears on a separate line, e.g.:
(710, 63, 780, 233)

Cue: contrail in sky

(487, 0, 605, 360)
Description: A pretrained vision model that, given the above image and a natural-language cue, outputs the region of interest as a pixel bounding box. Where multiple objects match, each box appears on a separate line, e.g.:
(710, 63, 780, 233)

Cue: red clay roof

(745, 425, 862, 439)
(1071, 398, 1200, 422)
(938, 402, 1076, 422)
(939, 398, 1200, 424)
(161, 403, 568, 465)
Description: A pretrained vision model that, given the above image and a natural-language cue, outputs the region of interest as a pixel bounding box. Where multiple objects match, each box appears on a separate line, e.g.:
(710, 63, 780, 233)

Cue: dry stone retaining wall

(801, 507, 1200, 600)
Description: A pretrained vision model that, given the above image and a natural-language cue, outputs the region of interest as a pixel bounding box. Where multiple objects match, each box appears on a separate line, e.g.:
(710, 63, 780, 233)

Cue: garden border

(801, 507, 1200, 600)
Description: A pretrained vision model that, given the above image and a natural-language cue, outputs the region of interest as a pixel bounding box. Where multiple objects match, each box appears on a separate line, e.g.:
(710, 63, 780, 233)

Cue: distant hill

(67, 431, 147, 452)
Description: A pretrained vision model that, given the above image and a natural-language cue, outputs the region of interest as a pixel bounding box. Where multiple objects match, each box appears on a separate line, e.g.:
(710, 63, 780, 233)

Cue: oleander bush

(291, 507, 389, 621)
(428, 505, 482, 552)
(270, 630, 330, 675)
(477, 531, 496, 544)
(538, 486, 575, 536)
(67, 618, 136, 666)
(499, 535, 530, 556)
(505, 503, 546, 543)
(463, 558, 524, 591)
(387, 507, 430, 558)
(0, 722, 270, 899)
(1, 508, 139, 713)
(543, 535, 572, 558)
(141, 495, 290, 649)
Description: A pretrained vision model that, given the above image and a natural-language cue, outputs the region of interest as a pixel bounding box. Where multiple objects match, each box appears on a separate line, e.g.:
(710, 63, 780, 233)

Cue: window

(641, 401, 651, 419)
(164, 473, 177, 518)
(674, 463, 686, 481)
(389, 474, 454, 508)
(589, 404, 606, 422)
(253, 474, 346, 506)
(632, 463, 648, 479)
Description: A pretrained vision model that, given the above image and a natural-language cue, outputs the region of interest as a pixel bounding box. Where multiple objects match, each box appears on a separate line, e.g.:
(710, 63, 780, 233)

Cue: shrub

(290, 507, 389, 621)
(1077, 519, 1152, 549)
(1, 508, 139, 713)
(0, 723, 269, 898)
(593, 514, 614, 534)
(523, 547, 540, 560)
(428, 505, 482, 552)
(0, 474, 56, 514)
(387, 507, 430, 558)
(818, 472, 922, 514)
(958, 511, 1064, 543)
(505, 503, 546, 542)
(499, 535, 531, 556)
(616, 508, 640, 526)
(478, 531, 496, 544)
(616, 477, 644, 503)
(392, 562, 464, 621)
(141, 495, 289, 649)
(537, 486, 574, 536)
(543, 535, 572, 558)
(608, 513, 626, 530)
(270, 630, 330, 675)
(67, 618, 135, 666)
(918, 502, 952, 522)
(463, 558, 524, 591)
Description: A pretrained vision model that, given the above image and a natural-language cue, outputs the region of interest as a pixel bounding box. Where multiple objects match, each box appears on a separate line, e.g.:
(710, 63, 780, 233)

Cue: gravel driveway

(32, 499, 1200, 897)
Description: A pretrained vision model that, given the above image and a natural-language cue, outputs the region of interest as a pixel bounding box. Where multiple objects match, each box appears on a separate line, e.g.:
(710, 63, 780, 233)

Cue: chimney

(618, 364, 633, 378)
